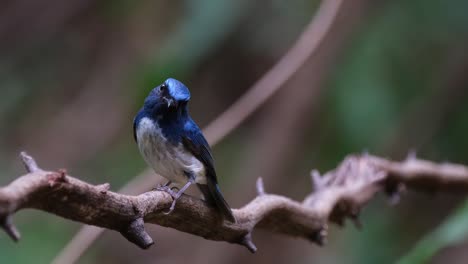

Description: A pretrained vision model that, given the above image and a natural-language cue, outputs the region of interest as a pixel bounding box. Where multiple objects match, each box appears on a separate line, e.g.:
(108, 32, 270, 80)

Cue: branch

(54, 0, 346, 261)
(2, 152, 468, 253)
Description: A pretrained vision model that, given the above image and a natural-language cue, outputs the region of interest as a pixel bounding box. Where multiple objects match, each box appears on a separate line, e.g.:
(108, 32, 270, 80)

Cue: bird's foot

(164, 195, 181, 215)
(154, 180, 172, 189)
(161, 181, 193, 215)
(155, 185, 178, 197)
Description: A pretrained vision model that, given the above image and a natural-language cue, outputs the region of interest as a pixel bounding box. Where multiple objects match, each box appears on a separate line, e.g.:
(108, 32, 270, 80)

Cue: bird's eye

(159, 83, 167, 92)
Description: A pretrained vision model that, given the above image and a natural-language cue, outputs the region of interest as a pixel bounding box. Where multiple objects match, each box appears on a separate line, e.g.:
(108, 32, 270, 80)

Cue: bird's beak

(164, 97, 178, 108)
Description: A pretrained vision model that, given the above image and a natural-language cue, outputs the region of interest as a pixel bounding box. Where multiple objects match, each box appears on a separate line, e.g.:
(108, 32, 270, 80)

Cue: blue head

(143, 78, 191, 115)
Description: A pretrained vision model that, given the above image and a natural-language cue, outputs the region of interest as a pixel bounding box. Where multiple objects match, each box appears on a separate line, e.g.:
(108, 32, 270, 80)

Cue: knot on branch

(47, 170, 68, 187)
(239, 232, 257, 253)
(119, 218, 154, 249)
(309, 224, 328, 246)
(0, 215, 20, 242)
(96, 183, 111, 194)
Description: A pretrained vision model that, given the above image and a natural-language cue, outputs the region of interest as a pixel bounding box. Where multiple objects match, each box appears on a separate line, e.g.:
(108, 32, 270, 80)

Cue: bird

(133, 78, 235, 222)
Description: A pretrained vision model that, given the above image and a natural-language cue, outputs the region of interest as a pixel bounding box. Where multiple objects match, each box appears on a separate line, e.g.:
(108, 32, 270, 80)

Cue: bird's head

(143, 78, 191, 114)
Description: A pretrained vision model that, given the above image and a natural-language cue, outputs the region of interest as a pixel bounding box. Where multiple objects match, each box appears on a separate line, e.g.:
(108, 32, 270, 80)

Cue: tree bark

(1, 152, 468, 252)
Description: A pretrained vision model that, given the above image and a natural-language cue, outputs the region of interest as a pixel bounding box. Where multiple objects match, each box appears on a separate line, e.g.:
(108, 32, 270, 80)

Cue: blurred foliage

(398, 198, 468, 264)
(0, 0, 468, 263)
(137, 0, 253, 99)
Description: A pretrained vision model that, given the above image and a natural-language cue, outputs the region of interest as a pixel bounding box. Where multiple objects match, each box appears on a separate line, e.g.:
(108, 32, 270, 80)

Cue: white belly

(136, 117, 207, 185)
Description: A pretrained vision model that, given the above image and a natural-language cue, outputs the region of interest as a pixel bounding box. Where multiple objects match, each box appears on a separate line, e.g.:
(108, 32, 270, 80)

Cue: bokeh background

(1, 0, 468, 263)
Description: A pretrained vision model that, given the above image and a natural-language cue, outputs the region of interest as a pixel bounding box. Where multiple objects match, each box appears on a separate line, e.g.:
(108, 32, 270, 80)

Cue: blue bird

(133, 78, 235, 222)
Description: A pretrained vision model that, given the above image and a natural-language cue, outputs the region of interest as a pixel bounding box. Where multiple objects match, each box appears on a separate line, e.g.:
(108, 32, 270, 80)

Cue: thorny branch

(1, 152, 468, 252)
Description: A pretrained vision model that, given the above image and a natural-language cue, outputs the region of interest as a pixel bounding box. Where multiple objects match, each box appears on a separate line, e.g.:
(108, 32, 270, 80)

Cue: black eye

(159, 83, 167, 92)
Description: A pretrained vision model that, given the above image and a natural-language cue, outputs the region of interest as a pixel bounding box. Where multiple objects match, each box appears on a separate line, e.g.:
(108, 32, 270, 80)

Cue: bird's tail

(197, 183, 236, 223)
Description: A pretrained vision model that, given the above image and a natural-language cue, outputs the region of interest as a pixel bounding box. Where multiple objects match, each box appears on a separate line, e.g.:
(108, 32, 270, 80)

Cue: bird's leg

(163, 180, 172, 187)
(163, 179, 194, 215)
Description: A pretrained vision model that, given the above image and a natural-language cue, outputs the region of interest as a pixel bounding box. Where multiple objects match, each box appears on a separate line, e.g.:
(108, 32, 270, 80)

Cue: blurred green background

(1, 0, 468, 263)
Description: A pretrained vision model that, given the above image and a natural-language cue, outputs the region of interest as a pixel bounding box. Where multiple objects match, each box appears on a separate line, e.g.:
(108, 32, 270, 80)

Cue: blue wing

(182, 120, 217, 183)
(182, 119, 235, 222)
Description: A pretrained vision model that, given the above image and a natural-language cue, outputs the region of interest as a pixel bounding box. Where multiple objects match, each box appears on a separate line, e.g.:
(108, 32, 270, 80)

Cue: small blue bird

(133, 78, 235, 222)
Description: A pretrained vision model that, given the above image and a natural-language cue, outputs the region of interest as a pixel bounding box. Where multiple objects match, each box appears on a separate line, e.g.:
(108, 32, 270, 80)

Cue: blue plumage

(133, 78, 235, 222)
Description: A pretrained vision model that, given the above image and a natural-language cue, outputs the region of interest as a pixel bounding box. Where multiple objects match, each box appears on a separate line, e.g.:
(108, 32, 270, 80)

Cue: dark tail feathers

(197, 183, 235, 223)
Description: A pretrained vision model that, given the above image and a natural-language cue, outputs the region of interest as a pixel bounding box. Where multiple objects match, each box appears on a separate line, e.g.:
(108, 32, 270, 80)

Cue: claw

(154, 180, 172, 190)
(156, 185, 178, 197)
(157, 180, 193, 214)
(163, 200, 177, 215)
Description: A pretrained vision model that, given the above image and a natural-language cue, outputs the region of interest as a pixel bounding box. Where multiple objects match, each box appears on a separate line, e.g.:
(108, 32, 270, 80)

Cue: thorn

(406, 150, 417, 161)
(97, 183, 111, 194)
(387, 183, 406, 205)
(361, 149, 369, 157)
(0, 216, 20, 242)
(256, 177, 266, 196)
(310, 225, 328, 246)
(310, 170, 322, 191)
(240, 233, 257, 253)
(20, 152, 40, 173)
(57, 169, 68, 182)
(120, 218, 154, 249)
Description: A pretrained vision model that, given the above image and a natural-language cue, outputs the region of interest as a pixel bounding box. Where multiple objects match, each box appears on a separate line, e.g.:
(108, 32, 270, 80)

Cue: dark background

(1, 0, 468, 263)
